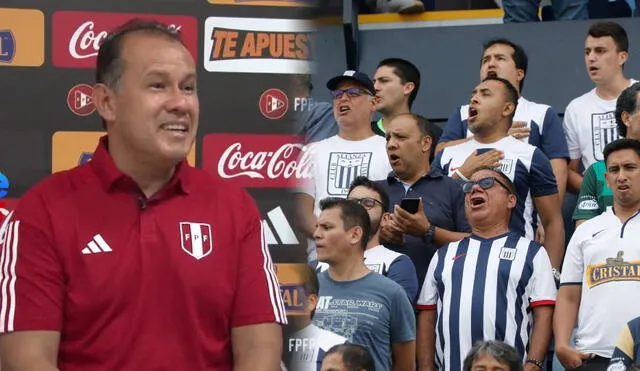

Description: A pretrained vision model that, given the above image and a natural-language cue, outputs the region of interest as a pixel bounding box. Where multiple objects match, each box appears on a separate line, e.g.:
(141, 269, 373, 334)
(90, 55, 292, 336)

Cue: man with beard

(317, 176, 419, 304)
(433, 76, 565, 274)
(378, 113, 470, 290)
(555, 139, 640, 371)
(437, 38, 569, 202)
(416, 167, 556, 371)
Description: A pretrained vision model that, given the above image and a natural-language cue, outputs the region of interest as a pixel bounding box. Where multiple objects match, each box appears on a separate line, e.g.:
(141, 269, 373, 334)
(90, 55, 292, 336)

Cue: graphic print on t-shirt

(327, 152, 373, 195)
(586, 251, 640, 288)
(315, 295, 384, 341)
(591, 111, 618, 162)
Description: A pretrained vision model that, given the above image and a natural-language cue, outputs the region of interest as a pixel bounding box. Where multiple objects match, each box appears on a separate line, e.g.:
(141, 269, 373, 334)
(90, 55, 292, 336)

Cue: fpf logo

(204, 17, 314, 74)
(259, 89, 289, 120)
(51, 131, 197, 174)
(52, 11, 198, 68)
(67, 84, 95, 116)
(0, 8, 45, 67)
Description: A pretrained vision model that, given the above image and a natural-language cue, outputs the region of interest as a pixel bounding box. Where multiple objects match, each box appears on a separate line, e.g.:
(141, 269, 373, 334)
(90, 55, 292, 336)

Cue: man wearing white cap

(295, 70, 392, 265)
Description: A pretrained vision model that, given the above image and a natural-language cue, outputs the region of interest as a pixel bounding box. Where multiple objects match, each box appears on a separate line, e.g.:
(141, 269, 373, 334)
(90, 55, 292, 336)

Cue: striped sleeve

(0, 191, 64, 333)
(232, 190, 287, 327)
(529, 245, 557, 306)
(416, 250, 440, 311)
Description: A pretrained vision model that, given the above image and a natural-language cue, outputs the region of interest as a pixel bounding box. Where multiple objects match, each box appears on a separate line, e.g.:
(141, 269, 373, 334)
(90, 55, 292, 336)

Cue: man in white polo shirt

(555, 139, 640, 371)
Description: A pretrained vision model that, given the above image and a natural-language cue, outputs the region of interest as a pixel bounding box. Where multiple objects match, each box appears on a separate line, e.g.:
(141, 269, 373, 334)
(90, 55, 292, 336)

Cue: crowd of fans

(290, 20, 640, 371)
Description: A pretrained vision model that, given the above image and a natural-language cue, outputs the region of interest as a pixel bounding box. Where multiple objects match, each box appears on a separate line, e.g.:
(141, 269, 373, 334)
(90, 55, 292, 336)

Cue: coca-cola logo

(52, 12, 198, 68)
(69, 21, 183, 59)
(217, 142, 312, 180)
(203, 134, 311, 188)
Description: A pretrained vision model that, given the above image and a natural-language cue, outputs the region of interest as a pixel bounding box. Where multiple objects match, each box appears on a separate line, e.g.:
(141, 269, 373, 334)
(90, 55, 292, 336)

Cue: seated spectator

(608, 316, 640, 370)
(321, 344, 375, 371)
(588, 0, 635, 19)
(317, 176, 420, 305)
(574, 82, 640, 226)
(496, 0, 588, 22)
(463, 340, 524, 371)
(362, 0, 425, 14)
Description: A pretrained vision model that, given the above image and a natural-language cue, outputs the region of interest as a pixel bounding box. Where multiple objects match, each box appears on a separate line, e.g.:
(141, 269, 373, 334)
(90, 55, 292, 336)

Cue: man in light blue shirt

(313, 197, 416, 371)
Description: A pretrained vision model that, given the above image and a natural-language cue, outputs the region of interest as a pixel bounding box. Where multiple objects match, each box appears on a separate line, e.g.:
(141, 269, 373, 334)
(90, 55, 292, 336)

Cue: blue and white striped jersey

(433, 136, 557, 240)
(440, 96, 569, 160)
(417, 232, 557, 371)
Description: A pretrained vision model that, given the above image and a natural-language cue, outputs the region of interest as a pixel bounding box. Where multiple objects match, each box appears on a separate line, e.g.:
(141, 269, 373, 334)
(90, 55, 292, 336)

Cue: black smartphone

(400, 198, 420, 214)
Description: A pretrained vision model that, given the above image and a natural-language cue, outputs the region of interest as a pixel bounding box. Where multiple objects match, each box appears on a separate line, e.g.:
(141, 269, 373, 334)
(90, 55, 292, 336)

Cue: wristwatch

(526, 359, 543, 369)
(422, 224, 436, 244)
(552, 268, 561, 284)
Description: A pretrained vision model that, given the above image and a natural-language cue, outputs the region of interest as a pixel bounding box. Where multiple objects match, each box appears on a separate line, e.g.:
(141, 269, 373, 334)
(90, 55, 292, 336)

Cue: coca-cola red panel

(202, 133, 310, 188)
(52, 11, 198, 68)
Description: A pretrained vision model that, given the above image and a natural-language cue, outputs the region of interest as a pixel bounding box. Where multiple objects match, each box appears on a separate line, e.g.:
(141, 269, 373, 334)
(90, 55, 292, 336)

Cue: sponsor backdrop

(0, 0, 315, 317)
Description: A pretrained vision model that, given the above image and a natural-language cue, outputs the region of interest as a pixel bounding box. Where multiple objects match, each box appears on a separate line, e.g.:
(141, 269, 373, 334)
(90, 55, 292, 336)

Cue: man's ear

(93, 83, 117, 124)
(507, 193, 517, 209)
(349, 226, 364, 247)
(503, 101, 516, 118)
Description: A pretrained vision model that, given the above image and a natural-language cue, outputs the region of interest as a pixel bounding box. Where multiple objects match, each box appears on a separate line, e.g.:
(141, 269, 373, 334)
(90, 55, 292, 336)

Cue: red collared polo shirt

(0, 136, 287, 370)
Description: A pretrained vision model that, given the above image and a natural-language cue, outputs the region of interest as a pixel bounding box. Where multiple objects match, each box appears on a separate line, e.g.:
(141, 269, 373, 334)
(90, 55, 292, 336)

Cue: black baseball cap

(326, 70, 375, 96)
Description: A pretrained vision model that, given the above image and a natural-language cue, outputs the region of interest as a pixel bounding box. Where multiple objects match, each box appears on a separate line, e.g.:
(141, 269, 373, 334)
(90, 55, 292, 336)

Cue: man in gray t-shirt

(312, 196, 416, 371)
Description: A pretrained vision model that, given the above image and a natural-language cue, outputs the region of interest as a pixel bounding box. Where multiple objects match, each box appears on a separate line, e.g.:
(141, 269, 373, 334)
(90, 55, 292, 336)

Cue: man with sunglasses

(296, 70, 392, 266)
(417, 167, 556, 371)
(316, 176, 419, 305)
(432, 76, 565, 275)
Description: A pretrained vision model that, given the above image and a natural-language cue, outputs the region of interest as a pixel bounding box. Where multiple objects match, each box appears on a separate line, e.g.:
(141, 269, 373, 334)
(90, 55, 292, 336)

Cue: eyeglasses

(348, 197, 385, 209)
(462, 176, 513, 195)
(330, 88, 372, 100)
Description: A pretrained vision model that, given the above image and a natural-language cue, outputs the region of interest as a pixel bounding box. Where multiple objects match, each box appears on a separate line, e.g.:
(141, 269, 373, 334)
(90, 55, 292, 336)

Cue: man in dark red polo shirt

(0, 20, 287, 371)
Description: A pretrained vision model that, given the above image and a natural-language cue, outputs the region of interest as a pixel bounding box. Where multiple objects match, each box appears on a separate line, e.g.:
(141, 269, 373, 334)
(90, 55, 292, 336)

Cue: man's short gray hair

(463, 340, 523, 371)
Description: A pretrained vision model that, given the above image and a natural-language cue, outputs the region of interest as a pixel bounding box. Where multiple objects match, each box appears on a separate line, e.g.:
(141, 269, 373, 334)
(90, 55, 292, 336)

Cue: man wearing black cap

(295, 71, 392, 266)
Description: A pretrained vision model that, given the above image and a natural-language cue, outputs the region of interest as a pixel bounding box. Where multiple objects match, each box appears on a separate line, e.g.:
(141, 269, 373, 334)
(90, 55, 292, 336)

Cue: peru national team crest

(179, 222, 213, 260)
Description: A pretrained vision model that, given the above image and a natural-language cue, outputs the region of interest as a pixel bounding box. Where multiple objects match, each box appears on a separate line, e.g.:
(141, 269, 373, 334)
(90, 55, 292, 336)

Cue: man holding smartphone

(377, 113, 471, 290)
